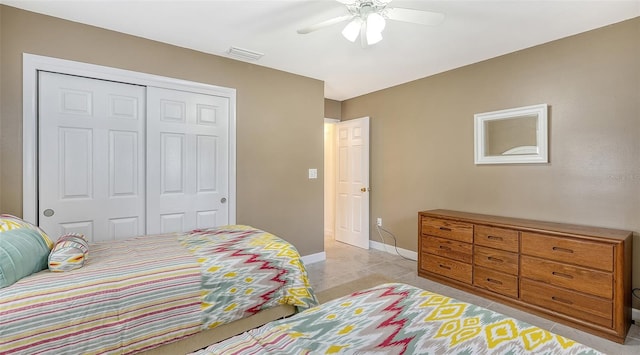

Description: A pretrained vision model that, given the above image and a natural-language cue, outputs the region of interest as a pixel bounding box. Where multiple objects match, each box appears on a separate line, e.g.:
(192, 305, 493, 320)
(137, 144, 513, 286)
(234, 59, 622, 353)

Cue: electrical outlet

(376, 218, 382, 226)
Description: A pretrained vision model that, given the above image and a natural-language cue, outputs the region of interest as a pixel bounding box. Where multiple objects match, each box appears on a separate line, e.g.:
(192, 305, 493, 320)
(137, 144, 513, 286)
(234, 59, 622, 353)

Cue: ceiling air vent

(227, 46, 264, 61)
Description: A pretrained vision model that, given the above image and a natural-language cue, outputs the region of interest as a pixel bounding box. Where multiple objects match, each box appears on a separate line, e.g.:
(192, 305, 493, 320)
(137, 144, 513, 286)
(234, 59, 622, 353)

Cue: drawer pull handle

(552, 271, 574, 279)
(487, 256, 503, 263)
(552, 246, 574, 253)
(438, 264, 451, 270)
(487, 235, 503, 241)
(487, 278, 503, 285)
(439, 227, 452, 232)
(552, 296, 573, 305)
(439, 246, 451, 251)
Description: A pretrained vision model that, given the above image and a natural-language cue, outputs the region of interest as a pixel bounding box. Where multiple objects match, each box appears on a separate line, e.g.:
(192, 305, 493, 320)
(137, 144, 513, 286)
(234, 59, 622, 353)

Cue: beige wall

(0, 5, 325, 256)
(342, 18, 640, 305)
(324, 99, 342, 119)
(0, 5, 3, 212)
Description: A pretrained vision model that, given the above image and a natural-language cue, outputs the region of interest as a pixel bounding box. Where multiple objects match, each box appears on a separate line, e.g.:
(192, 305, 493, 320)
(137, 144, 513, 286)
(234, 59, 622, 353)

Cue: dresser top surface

(420, 209, 632, 241)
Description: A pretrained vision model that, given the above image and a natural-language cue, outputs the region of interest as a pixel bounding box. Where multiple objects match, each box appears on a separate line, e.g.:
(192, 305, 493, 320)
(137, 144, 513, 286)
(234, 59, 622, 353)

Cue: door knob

(221, 198, 227, 203)
(361, 187, 367, 192)
(43, 209, 55, 217)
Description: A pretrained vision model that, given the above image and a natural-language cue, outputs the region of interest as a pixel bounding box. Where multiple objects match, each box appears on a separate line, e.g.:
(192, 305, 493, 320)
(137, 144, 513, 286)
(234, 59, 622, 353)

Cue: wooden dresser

(418, 209, 633, 343)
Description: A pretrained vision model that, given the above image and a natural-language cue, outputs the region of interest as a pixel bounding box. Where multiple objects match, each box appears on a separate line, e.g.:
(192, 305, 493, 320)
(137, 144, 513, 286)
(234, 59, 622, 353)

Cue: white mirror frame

(474, 103, 548, 164)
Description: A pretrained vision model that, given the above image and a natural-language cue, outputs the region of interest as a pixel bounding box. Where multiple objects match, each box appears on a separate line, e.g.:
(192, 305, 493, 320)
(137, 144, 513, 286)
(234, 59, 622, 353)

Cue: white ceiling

(3, 0, 639, 100)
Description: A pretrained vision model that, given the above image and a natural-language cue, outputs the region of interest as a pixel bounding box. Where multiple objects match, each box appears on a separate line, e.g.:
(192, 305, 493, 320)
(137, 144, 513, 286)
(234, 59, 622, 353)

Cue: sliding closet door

(38, 72, 146, 241)
(146, 87, 230, 234)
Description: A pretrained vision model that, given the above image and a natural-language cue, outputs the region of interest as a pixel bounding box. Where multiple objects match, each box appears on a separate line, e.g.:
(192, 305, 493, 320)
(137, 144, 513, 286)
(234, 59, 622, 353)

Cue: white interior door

(146, 87, 230, 234)
(38, 71, 146, 241)
(335, 117, 370, 249)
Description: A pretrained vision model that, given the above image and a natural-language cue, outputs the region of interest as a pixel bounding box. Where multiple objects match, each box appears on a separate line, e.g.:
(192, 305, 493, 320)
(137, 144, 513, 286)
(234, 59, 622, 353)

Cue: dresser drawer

(423, 236, 472, 263)
(474, 225, 519, 252)
(521, 232, 613, 271)
(520, 279, 612, 328)
(421, 217, 473, 243)
(521, 256, 612, 299)
(474, 246, 518, 275)
(474, 266, 518, 298)
(422, 254, 472, 284)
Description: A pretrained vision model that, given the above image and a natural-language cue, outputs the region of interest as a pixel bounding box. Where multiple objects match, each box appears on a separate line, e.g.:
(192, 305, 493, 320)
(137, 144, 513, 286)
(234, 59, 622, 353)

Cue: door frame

(22, 53, 237, 226)
(323, 118, 340, 239)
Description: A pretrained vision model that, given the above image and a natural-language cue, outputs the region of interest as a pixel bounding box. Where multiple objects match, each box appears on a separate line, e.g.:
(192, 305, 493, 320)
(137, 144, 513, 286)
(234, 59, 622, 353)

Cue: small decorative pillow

(0, 214, 54, 288)
(48, 233, 89, 272)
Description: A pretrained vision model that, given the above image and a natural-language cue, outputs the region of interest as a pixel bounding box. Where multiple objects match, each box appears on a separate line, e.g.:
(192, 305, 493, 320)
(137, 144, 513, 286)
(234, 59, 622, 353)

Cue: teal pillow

(0, 220, 53, 289)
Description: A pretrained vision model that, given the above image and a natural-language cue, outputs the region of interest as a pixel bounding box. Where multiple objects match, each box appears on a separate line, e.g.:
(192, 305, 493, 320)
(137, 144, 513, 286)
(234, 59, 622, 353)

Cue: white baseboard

(370, 240, 417, 261)
(633, 307, 640, 321)
(301, 251, 326, 265)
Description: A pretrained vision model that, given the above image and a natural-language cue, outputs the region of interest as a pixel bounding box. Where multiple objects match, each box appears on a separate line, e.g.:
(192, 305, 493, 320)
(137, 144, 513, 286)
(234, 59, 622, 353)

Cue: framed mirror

(474, 104, 548, 164)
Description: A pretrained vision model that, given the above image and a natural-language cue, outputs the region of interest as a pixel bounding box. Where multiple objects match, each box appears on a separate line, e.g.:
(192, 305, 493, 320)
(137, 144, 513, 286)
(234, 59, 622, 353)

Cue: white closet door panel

(39, 72, 146, 242)
(196, 135, 217, 192)
(147, 87, 229, 234)
(108, 217, 139, 239)
(110, 95, 140, 120)
(196, 210, 218, 229)
(161, 133, 186, 193)
(59, 127, 93, 199)
(160, 213, 185, 233)
(110, 130, 139, 196)
(60, 221, 93, 238)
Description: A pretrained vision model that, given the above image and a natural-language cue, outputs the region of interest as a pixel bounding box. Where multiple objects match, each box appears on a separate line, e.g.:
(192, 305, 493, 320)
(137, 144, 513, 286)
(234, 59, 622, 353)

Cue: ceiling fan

(297, 0, 444, 47)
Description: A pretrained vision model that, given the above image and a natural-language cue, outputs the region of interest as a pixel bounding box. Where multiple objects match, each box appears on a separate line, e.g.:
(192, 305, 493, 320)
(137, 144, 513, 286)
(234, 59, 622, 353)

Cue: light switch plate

(308, 168, 317, 179)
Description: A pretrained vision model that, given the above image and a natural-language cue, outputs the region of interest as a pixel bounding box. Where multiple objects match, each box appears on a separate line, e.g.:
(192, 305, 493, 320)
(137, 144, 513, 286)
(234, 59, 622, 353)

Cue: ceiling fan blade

(297, 14, 353, 34)
(385, 7, 444, 26)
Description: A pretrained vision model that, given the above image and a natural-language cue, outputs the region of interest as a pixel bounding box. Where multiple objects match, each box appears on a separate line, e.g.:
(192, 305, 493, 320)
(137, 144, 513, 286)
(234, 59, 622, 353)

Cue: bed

(0, 222, 318, 354)
(192, 282, 602, 354)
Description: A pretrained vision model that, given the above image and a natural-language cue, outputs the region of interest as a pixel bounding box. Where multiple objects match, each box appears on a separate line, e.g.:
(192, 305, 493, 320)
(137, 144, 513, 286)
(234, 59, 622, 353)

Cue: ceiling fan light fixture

(366, 12, 386, 33)
(342, 18, 362, 42)
(365, 12, 385, 45)
(366, 28, 383, 45)
(298, 0, 445, 48)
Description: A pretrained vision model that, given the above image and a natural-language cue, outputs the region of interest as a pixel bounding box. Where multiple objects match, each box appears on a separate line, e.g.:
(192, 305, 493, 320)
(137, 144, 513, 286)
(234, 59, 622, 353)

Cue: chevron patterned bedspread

(179, 225, 318, 329)
(193, 283, 602, 355)
(0, 226, 317, 354)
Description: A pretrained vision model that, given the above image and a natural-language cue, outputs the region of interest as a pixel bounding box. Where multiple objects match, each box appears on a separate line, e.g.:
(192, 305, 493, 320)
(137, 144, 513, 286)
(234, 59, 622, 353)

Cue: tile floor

(305, 236, 640, 355)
